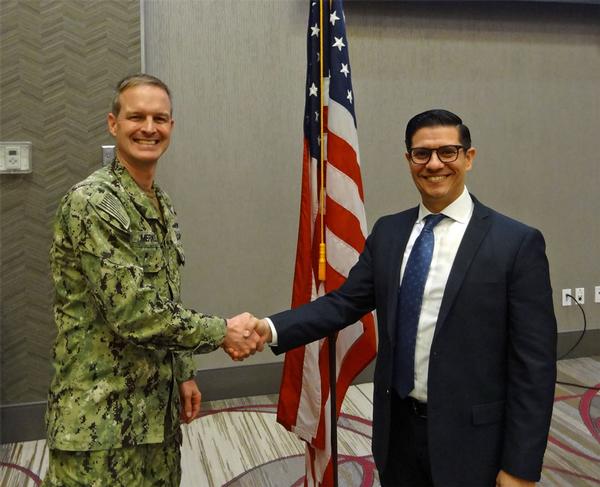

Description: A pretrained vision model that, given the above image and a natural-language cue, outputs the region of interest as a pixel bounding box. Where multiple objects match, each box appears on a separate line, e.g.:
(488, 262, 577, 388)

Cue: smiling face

(107, 84, 174, 169)
(406, 125, 476, 213)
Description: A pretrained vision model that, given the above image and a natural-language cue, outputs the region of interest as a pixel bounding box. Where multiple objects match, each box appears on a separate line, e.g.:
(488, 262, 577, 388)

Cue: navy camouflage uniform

(43, 160, 226, 485)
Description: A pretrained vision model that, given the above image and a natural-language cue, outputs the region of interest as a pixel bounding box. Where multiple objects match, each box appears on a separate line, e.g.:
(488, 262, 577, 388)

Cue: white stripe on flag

(327, 98, 360, 164)
(336, 321, 364, 372)
(313, 394, 333, 484)
(326, 163, 368, 236)
(293, 339, 322, 441)
(325, 228, 360, 279)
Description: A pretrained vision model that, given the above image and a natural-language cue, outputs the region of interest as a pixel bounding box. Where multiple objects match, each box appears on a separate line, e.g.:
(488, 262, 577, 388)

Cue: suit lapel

(386, 207, 418, 343)
(434, 197, 492, 339)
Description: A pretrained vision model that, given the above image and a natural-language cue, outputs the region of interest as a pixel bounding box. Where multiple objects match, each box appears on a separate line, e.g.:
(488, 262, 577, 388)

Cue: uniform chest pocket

(131, 232, 165, 273)
(138, 245, 165, 273)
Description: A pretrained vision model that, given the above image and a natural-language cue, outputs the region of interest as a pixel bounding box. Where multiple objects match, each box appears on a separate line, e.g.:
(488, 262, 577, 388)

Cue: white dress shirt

(266, 187, 474, 403)
(404, 187, 473, 402)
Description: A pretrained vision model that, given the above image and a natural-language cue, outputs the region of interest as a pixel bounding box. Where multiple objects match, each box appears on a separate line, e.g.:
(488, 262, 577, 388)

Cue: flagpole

(279, 2, 374, 485)
(319, 1, 338, 485)
(328, 337, 338, 487)
(318, 0, 326, 283)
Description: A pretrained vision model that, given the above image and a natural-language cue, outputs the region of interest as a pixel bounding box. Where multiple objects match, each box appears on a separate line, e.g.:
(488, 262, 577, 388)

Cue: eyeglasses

(408, 145, 465, 165)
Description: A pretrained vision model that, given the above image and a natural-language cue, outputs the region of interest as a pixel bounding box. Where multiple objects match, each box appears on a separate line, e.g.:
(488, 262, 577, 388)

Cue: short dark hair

(111, 73, 172, 116)
(405, 109, 471, 150)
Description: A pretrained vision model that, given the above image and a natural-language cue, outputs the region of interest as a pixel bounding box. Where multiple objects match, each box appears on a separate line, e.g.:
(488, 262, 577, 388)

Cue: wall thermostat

(0, 141, 32, 174)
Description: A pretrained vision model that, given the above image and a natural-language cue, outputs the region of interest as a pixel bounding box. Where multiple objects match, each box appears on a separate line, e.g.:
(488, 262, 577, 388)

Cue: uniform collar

(111, 158, 163, 221)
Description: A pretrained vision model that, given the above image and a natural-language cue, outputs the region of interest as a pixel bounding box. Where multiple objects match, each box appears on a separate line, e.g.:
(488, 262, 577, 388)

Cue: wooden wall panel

(0, 0, 141, 405)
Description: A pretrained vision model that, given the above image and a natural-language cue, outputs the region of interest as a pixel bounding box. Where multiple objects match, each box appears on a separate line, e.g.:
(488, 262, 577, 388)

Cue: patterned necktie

(394, 213, 446, 398)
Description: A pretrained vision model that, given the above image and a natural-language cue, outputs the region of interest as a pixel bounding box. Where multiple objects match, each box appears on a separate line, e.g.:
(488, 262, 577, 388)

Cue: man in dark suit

(253, 109, 557, 486)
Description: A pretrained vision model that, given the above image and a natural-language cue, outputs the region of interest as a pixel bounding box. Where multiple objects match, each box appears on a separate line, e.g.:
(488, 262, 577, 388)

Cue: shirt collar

(417, 186, 473, 224)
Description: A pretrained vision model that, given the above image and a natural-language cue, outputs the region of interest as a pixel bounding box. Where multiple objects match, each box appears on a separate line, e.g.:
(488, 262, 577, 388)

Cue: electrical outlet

(595, 286, 600, 303)
(575, 287, 584, 305)
(562, 289, 572, 306)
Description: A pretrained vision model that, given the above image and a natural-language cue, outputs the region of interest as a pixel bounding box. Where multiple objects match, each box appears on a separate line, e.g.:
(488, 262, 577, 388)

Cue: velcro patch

(97, 193, 130, 230)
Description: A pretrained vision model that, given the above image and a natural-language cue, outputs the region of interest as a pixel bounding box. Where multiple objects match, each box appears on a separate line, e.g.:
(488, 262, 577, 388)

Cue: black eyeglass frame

(407, 145, 466, 165)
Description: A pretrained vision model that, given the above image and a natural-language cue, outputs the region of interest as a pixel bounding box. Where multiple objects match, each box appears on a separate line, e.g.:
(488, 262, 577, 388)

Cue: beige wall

(0, 0, 141, 405)
(143, 0, 600, 371)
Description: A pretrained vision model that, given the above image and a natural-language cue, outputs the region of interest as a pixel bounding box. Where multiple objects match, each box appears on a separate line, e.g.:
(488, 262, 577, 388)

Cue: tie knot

(423, 213, 445, 232)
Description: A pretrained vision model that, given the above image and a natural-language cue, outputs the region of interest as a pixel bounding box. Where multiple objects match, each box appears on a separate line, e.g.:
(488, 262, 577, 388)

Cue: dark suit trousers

(379, 392, 433, 487)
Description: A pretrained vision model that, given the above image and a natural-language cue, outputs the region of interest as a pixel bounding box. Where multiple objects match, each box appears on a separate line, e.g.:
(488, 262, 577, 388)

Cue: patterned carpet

(1, 356, 599, 487)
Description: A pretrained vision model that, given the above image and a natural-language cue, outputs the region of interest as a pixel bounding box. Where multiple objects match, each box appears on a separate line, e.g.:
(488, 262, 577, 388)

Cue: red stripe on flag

(327, 131, 365, 201)
(336, 317, 377, 402)
(324, 196, 365, 255)
(313, 337, 332, 448)
(291, 139, 316, 309)
(277, 2, 377, 485)
(324, 262, 346, 293)
(276, 344, 306, 431)
(277, 139, 315, 432)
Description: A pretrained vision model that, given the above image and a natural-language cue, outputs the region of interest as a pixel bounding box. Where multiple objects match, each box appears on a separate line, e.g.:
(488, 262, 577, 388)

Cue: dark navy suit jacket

(270, 196, 557, 486)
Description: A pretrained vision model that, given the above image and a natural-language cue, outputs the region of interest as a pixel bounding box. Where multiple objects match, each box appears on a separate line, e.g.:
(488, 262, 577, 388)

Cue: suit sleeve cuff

(264, 317, 278, 346)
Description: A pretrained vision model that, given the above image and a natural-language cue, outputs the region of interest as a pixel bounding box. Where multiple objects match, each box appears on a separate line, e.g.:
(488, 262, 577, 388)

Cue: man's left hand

(179, 379, 201, 424)
(496, 470, 535, 487)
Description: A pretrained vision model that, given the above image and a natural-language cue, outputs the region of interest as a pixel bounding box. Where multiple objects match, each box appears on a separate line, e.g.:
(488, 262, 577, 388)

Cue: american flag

(276, 1, 377, 485)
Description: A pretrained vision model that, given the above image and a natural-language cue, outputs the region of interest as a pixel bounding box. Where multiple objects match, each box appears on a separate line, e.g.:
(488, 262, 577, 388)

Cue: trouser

(380, 392, 433, 487)
(41, 437, 181, 487)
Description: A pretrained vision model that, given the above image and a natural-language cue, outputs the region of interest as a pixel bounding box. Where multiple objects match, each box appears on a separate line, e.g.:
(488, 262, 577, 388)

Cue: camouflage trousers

(41, 437, 181, 487)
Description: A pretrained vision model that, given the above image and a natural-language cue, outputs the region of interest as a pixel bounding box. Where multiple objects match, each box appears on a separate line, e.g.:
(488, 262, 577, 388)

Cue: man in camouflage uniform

(43, 74, 261, 486)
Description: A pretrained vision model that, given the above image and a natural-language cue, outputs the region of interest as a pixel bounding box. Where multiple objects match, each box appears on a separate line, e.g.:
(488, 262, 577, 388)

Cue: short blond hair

(111, 74, 172, 116)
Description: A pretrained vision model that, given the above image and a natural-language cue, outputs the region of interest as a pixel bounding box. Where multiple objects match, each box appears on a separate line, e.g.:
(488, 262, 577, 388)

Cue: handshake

(221, 312, 273, 361)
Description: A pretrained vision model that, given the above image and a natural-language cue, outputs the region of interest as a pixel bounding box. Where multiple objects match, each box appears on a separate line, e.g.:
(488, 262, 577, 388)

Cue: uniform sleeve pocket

(472, 400, 505, 425)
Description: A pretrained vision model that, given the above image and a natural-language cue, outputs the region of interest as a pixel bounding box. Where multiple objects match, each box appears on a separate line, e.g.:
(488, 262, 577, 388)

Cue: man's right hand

(222, 312, 265, 361)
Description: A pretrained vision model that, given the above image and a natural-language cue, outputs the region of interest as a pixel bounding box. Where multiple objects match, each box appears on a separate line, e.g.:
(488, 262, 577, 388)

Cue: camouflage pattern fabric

(41, 436, 181, 487)
(46, 159, 226, 452)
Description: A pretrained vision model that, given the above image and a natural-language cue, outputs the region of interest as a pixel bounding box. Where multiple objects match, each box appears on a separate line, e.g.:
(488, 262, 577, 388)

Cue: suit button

(386, 388, 391, 396)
